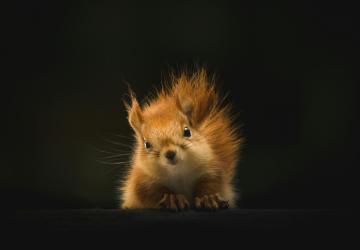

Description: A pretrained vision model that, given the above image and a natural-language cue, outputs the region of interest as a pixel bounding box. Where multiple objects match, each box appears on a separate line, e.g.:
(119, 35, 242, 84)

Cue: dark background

(4, 0, 358, 210)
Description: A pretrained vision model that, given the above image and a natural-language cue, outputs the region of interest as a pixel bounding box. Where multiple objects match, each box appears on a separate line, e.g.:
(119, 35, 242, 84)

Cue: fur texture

(120, 68, 243, 210)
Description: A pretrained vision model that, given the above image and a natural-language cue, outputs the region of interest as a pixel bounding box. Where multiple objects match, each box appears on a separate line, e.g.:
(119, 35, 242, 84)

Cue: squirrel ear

(176, 94, 193, 123)
(124, 91, 143, 134)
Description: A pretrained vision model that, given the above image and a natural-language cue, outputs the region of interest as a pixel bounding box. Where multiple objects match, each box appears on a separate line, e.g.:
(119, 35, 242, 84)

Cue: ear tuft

(123, 89, 143, 134)
(171, 69, 219, 126)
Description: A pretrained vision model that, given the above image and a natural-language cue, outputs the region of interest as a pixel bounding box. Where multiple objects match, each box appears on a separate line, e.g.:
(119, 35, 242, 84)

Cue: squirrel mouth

(167, 159, 178, 165)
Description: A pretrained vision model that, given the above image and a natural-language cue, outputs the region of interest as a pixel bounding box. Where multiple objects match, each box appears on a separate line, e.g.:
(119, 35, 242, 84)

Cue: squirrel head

(123, 72, 218, 177)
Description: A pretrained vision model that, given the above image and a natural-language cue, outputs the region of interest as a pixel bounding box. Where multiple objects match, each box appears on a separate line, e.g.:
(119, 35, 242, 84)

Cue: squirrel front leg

(193, 175, 229, 210)
(126, 172, 189, 211)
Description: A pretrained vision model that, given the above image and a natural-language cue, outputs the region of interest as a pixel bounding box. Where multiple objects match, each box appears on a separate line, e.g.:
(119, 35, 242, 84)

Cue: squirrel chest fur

(119, 69, 243, 211)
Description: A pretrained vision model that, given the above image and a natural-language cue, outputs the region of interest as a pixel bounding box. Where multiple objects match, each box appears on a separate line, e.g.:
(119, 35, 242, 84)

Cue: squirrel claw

(158, 193, 190, 211)
(194, 193, 229, 211)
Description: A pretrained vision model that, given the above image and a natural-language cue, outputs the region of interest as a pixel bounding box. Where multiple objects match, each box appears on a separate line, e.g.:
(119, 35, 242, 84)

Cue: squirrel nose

(165, 150, 176, 161)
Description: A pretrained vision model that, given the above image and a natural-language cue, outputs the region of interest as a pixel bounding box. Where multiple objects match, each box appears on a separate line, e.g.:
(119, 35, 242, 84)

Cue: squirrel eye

(144, 140, 152, 149)
(183, 127, 191, 137)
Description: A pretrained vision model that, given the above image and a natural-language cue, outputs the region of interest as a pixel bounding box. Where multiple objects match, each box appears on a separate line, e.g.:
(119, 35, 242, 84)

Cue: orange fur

(120, 68, 243, 210)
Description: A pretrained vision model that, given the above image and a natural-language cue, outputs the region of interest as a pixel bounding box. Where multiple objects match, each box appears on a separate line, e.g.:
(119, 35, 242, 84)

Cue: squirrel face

(126, 95, 214, 177)
(142, 113, 192, 168)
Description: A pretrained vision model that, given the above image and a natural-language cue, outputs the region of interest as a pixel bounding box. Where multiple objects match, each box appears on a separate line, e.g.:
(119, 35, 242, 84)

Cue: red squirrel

(120, 69, 243, 211)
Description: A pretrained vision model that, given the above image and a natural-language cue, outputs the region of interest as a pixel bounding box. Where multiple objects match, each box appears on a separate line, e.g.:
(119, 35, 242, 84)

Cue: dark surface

(4, 209, 356, 247)
(8, 209, 353, 233)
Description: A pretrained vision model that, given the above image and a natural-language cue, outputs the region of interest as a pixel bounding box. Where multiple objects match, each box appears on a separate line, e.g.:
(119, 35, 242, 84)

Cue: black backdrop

(4, 1, 358, 210)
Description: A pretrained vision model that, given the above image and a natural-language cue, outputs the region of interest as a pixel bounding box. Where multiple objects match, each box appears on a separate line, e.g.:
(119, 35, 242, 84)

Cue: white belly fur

(160, 163, 201, 202)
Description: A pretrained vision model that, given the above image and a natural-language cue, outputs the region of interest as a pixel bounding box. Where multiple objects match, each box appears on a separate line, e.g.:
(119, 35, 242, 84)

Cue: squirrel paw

(194, 193, 229, 211)
(158, 193, 190, 211)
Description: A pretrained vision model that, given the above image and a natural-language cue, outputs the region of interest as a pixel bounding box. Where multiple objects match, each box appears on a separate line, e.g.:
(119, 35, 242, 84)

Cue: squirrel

(119, 68, 243, 211)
